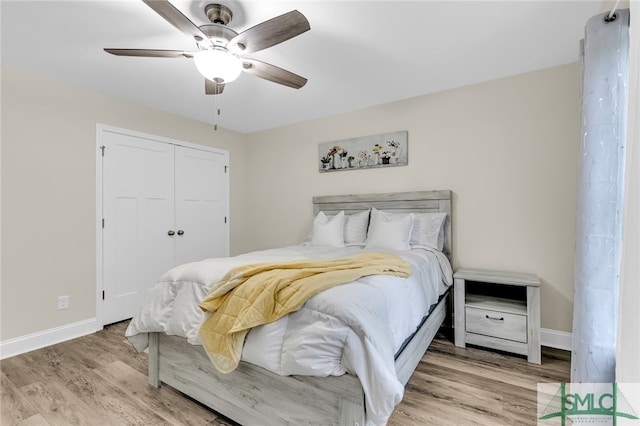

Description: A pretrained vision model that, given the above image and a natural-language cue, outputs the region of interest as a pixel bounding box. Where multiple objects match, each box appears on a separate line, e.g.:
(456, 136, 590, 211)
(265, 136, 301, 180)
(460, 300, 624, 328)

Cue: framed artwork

(318, 130, 408, 172)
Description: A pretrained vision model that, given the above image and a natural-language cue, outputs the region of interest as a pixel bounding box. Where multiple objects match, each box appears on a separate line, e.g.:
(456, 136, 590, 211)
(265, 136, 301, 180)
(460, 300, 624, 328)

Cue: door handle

(168, 230, 175, 236)
(177, 230, 184, 236)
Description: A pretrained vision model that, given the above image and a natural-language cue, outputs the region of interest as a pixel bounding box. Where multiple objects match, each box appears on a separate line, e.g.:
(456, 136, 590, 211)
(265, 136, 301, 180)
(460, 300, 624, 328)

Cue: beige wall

(0, 66, 247, 340)
(1, 61, 579, 342)
(243, 63, 580, 333)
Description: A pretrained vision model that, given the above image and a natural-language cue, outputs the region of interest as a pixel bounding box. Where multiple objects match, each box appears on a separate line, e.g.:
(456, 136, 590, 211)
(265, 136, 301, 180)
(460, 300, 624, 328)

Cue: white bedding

(126, 245, 452, 425)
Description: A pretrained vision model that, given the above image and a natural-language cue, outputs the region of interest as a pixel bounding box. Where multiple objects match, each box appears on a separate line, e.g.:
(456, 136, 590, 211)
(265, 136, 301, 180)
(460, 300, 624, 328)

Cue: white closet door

(102, 132, 175, 325)
(174, 145, 229, 266)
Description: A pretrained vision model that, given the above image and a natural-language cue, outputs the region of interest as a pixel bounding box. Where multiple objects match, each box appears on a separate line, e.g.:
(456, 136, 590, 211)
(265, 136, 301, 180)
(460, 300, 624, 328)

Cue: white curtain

(616, 1, 640, 383)
(571, 8, 630, 383)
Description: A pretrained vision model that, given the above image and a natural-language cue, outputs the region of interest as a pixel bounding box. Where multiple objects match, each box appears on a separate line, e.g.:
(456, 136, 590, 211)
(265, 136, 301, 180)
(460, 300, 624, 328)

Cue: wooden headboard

(312, 190, 452, 260)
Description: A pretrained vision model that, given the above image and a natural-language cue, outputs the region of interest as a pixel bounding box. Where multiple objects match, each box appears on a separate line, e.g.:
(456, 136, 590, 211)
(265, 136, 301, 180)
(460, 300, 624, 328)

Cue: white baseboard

(0, 318, 98, 360)
(541, 328, 572, 351)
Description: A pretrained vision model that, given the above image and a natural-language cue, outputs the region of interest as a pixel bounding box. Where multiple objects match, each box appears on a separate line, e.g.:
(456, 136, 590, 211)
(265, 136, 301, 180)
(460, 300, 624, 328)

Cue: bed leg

(148, 332, 160, 388)
(339, 399, 365, 426)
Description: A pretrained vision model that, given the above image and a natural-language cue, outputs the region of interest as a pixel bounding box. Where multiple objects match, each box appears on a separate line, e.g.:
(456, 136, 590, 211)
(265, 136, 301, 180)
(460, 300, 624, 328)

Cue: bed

(126, 190, 453, 426)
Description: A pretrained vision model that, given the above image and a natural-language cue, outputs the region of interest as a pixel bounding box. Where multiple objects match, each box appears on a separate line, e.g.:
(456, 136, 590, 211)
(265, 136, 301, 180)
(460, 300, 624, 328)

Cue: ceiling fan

(105, 0, 310, 95)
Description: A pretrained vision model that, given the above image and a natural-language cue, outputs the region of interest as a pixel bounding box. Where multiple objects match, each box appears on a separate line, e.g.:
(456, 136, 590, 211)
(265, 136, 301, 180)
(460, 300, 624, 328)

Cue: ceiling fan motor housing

(205, 4, 232, 25)
(200, 4, 238, 47)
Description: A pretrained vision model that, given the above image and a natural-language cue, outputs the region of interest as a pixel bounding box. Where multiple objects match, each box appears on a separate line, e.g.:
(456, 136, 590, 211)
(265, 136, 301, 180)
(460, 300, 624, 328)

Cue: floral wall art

(318, 130, 408, 172)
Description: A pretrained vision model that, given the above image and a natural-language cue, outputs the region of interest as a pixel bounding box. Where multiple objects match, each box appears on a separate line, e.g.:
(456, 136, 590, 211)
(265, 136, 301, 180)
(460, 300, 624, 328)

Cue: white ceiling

(1, 1, 603, 134)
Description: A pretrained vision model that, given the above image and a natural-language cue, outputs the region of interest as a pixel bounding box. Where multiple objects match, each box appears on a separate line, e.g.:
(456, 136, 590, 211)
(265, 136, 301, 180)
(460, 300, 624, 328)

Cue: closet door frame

(95, 124, 229, 330)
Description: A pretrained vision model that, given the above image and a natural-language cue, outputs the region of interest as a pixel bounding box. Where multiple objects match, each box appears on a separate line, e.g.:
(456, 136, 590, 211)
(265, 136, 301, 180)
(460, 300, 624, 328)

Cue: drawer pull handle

(485, 315, 504, 321)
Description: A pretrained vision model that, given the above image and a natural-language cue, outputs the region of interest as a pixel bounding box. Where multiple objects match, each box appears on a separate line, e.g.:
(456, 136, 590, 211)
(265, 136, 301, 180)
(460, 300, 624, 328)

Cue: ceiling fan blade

(104, 48, 191, 58)
(205, 79, 225, 95)
(242, 59, 307, 89)
(228, 10, 310, 54)
(142, 0, 211, 46)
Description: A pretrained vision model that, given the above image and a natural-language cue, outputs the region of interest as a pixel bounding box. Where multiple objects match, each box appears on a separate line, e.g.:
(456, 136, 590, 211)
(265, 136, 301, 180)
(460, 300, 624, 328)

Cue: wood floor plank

(15, 414, 51, 426)
(32, 348, 175, 425)
(1, 372, 39, 425)
(18, 381, 106, 426)
(93, 360, 223, 425)
(406, 369, 512, 422)
(1, 351, 52, 390)
(424, 352, 542, 391)
(1, 324, 569, 426)
(61, 324, 148, 375)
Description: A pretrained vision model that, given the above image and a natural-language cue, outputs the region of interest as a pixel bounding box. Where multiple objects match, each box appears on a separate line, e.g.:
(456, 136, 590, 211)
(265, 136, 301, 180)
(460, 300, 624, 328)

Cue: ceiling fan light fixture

(193, 48, 242, 83)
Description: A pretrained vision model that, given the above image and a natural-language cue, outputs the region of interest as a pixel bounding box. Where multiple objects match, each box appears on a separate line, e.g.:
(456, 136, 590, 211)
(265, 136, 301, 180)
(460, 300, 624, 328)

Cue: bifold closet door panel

(174, 145, 229, 266)
(102, 132, 176, 325)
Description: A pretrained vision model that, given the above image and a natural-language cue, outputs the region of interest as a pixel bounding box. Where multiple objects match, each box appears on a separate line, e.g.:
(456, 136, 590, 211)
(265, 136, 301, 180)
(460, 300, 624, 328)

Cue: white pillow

(411, 212, 447, 251)
(344, 210, 370, 246)
(310, 211, 345, 247)
(365, 209, 414, 251)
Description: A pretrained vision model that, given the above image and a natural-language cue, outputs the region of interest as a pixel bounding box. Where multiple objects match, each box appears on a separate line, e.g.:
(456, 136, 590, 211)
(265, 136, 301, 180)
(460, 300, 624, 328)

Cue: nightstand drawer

(465, 306, 527, 343)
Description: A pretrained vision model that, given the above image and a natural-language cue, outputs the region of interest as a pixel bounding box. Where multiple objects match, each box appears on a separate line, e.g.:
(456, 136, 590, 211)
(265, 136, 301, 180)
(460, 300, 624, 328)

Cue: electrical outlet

(58, 295, 69, 310)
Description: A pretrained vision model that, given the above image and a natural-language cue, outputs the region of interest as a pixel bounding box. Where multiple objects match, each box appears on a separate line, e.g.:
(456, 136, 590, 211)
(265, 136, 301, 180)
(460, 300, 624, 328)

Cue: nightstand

(453, 268, 541, 364)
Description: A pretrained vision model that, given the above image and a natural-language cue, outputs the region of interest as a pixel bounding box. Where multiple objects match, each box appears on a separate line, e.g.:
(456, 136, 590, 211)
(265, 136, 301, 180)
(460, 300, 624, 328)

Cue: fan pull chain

(213, 86, 221, 131)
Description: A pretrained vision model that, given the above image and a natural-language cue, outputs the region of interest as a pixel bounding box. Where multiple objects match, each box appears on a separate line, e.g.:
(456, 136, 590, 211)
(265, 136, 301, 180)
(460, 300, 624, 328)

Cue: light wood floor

(1, 321, 570, 426)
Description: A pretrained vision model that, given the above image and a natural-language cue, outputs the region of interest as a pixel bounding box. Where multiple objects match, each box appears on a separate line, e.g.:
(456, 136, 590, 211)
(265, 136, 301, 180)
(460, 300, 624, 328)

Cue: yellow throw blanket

(198, 252, 412, 373)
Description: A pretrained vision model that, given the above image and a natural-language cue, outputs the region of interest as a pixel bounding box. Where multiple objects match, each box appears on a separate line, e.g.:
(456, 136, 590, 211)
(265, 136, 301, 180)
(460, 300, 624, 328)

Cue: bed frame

(147, 190, 453, 425)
